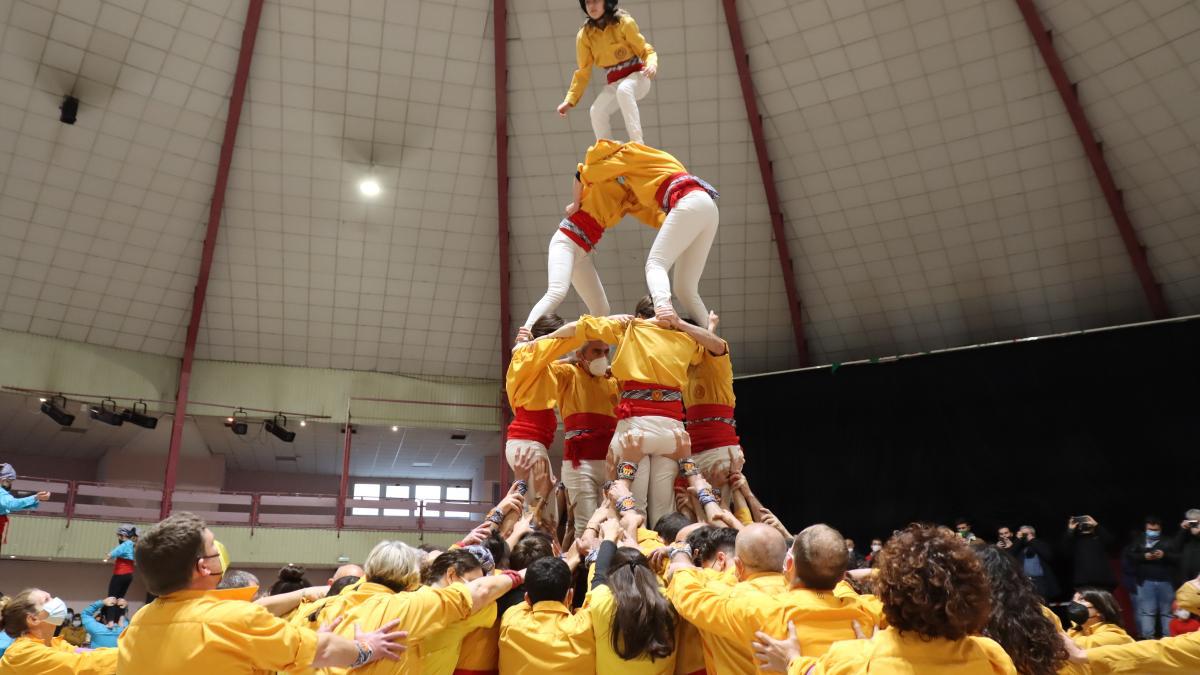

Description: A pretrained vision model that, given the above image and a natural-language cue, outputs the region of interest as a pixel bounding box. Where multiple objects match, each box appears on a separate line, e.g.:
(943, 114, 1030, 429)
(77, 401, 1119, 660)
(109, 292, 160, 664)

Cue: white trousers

(560, 458, 607, 535)
(693, 444, 745, 510)
(610, 415, 686, 526)
(591, 72, 652, 144)
(523, 230, 610, 329)
(646, 191, 720, 323)
(503, 439, 557, 521)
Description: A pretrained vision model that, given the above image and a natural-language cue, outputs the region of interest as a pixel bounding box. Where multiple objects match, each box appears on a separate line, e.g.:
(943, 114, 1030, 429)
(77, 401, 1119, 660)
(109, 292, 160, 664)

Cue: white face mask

(1177, 609, 1193, 620)
(871, 544, 882, 552)
(587, 355, 609, 376)
(42, 597, 69, 626)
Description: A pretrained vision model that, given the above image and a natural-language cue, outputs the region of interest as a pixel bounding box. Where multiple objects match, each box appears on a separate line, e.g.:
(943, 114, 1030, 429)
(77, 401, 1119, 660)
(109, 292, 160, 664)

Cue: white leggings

(523, 230, 610, 329)
(591, 72, 652, 144)
(646, 191, 720, 323)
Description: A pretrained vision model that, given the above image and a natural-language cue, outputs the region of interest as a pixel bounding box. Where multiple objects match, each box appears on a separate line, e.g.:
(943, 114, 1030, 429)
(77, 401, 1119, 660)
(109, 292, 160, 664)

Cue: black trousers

(108, 573, 133, 599)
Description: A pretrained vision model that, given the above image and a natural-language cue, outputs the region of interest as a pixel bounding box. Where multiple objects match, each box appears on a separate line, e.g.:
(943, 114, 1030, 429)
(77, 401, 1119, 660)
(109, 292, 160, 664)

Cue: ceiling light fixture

(358, 176, 381, 197)
(299, 420, 306, 427)
(40, 394, 75, 427)
(121, 400, 158, 429)
(265, 413, 296, 443)
(89, 398, 124, 427)
(225, 409, 248, 435)
(392, 425, 399, 432)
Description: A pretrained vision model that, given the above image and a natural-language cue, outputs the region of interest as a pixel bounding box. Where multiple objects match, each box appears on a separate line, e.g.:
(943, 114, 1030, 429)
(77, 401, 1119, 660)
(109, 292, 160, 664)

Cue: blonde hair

(364, 541, 422, 592)
(1, 589, 40, 638)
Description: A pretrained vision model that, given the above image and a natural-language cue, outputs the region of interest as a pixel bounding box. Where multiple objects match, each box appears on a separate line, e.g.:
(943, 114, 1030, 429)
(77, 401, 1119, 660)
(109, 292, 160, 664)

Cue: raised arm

(563, 29, 594, 109)
(465, 568, 525, 615)
(256, 586, 329, 618)
(670, 316, 727, 356)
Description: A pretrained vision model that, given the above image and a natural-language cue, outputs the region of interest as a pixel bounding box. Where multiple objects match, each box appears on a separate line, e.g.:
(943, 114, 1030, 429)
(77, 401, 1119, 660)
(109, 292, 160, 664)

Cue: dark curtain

(735, 318, 1200, 563)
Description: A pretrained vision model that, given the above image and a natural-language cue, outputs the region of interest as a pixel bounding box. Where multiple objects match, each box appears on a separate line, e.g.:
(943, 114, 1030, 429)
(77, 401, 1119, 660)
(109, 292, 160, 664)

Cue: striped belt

(564, 429, 593, 440)
(660, 174, 720, 212)
(686, 416, 736, 428)
(605, 55, 643, 74)
(559, 218, 597, 250)
(621, 389, 682, 402)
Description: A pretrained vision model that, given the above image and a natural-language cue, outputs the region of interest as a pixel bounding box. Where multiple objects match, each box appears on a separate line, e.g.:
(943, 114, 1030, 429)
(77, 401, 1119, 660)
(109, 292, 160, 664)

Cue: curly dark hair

(876, 524, 991, 640)
(976, 546, 1068, 675)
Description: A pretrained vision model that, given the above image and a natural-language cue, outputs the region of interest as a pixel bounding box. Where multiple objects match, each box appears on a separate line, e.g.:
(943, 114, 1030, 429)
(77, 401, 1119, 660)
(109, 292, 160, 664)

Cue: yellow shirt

(565, 13, 658, 107)
(422, 602, 497, 675)
(1086, 630, 1200, 673)
(579, 316, 702, 389)
(586, 584, 676, 675)
(581, 141, 688, 214)
(454, 621, 500, 673)
(116, 588, 318, 675)
(683, 348, 734, 408)
(1069, 622, 1133, 649)
(498, 601, 595, 674)
(505, 335, 584, 412)
(0, 636, 116, 675)
(667, 570, 790, 675)
(550, 361, 619, 420)
(832, 581, 887, 629)
(789, 626, 1017, 675)
(675, 620, 707, 675)
(577, 171, 664, 230)
(317, 582, 474, 675)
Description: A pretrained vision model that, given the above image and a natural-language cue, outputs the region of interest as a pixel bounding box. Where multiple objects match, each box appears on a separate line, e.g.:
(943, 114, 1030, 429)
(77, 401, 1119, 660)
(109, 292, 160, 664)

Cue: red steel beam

(160, 0, 265, 519)
(336, 404, 353, 531)
(720, 0, 810, 365)
(494, 0, 513, 488)
(1013, 0, 1169, 319)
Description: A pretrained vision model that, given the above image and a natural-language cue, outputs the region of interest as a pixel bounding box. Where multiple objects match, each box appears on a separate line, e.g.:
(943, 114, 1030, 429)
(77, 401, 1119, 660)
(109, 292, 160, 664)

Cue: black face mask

(1066, 602, 1091, 627)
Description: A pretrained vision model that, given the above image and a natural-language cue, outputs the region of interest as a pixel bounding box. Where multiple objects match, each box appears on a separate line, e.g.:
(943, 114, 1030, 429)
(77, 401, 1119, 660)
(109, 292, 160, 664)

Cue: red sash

(506, 407, 556, 447)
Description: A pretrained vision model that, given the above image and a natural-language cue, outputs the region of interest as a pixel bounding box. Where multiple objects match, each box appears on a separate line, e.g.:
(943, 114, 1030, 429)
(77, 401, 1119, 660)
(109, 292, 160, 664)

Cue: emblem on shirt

(695, 385, 706, 399)
(615, 47, 628, 60)
(651, 390, 664, 401)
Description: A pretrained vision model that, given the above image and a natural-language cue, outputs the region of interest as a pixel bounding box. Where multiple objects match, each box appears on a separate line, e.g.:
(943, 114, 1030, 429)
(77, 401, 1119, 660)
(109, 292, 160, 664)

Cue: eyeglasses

(198, 552, 221, 562)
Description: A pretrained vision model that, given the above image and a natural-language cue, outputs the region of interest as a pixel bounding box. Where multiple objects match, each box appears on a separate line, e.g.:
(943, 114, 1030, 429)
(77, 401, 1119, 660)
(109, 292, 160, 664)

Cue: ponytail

(607, 548, 676, 660)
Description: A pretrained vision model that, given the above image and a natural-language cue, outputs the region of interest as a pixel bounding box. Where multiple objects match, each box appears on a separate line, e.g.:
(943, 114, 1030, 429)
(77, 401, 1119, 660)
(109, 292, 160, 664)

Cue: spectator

(0, 463, 50, 551)
(1174, 509, 1200, 584)
(975, 546, 1067, 675)
(59, 612, 88, 647)
(996, 526, 1016, 556)
(1063, 515, 1117, 590)
(864, 537, 883, 567)
(1066, 588, 1133, 648)
(268, 564, 311, 596)
(844, 538, 866, 570)
(102, 524, 138, 600)
(751, 524, 1016, 673)
(0, 588, 117, 673)
(1013, 525, 1060, 600)
(954, 517, 978, 543)
(1125, 516, 1179, 639)
(80, 597, 127, 648)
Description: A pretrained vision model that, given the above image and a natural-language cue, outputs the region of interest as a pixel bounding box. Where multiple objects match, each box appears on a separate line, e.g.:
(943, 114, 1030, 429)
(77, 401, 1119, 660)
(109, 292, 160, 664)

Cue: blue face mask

(1146, 529, 1161, 539)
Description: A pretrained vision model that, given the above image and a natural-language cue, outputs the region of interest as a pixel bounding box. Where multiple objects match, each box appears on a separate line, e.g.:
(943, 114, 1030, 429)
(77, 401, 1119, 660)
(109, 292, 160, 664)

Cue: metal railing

(9, 478, 490, 535)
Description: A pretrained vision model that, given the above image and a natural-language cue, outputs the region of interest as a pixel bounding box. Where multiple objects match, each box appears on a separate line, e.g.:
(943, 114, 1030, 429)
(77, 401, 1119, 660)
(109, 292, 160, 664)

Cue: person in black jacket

(1174, 508, 1200, 585)
(1125, 515, 1179, 639)
(1062, 515, 1116, 590)
(1013, 525, 1060, 600)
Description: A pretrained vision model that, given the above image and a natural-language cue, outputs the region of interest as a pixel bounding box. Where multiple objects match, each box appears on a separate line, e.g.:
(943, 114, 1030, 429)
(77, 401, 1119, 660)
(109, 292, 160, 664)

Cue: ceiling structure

(0, 0, 1196, 382)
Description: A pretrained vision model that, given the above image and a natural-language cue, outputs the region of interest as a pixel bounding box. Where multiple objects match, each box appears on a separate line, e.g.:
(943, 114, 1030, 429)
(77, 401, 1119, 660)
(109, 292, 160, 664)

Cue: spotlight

(299, 420, 306, 427)
(60, 95, 79, 124)
(121, 400, 158, 429)
(38, 397, 47, 403)
(358, 177, 381, 197)
(265, 414, 295, 443)
(225, 409, 248, 435)
(40, 394, 75, 426)
(391, 425, 399, 432)
(89, 398, 124, 427)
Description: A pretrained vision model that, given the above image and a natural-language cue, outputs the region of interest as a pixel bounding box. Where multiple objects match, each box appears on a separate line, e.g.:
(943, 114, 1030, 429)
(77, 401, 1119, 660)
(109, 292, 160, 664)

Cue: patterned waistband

(558, 218, 597, 250)
(686, 416, 736, 427)
(605, 55, 643, 73)
(621, 388, 682, 402)
(564, 429, 593, 440)
(660, 174, 720, 212)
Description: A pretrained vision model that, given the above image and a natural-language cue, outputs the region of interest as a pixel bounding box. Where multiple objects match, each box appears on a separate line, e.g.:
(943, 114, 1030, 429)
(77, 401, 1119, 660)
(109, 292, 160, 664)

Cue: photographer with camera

(1012, 525, 1060, 600)
(1064, 515, 1117, 591)
(1174, 509, 1200, 585)
(1125, 516, 1179, 639)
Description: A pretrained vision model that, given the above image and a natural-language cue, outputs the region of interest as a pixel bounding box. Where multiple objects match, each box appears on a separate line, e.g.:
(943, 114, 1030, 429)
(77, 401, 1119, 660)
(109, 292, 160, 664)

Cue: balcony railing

(10, 478, 491, 535)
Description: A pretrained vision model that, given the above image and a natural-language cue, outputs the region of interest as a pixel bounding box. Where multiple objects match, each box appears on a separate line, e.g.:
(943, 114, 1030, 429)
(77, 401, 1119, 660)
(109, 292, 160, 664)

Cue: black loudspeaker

(60, 96, 78, 124)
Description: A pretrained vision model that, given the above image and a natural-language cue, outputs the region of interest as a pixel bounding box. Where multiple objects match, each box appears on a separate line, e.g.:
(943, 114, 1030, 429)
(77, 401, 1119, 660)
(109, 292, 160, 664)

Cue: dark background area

(735, 317, 1200, 560)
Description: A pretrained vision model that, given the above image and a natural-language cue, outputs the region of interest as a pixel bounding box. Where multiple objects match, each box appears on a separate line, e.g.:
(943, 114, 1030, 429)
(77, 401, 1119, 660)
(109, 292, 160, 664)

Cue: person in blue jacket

(0, 463, 50, 550)
(102, 524, 138, 598)
(80, 597, 128, 648)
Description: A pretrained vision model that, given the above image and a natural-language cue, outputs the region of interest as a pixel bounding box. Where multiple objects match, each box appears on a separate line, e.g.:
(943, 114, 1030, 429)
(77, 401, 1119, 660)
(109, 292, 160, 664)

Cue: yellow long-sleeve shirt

(683, 347, 734, 408)
(1069, 622, 1133, 649)
(423, 602, 497, 675)
(788, 626, 1017, 675)
(550, 361, 618, 420)
(116, 588, 318, 674)
(579, 169, 664, 230)
(669, 569, 877, 675)
(578, 316, 702, 390)
(585, 584, 677, 675)
(0, 636, 116, 675)
(581, 141, 687, 214)
(564, 13, 657, 107)
(454, 620, 500, 673)
(506, 336, 585, 412)
(498, 601, 595, 674)
(1086, 630, 1200, 673)
(317, 582, 475, 675)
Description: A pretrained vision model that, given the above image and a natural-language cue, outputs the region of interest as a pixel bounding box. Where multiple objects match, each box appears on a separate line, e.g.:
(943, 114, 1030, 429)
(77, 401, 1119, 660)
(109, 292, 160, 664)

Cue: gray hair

(1186, 509, 1200, 521)
(1019, 525, 1036, 535)
(217, 569, 260, 591)
(364, 540, 422, 592)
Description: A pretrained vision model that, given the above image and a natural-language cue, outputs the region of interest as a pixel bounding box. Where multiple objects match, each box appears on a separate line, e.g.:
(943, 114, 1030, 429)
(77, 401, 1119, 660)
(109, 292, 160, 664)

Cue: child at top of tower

(557, 0, 658, 144)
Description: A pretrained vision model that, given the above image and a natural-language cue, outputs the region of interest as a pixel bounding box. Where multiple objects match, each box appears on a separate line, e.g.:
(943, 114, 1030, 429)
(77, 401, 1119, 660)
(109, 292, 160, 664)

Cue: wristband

(668, 543, 693, 559)
(616, 461, 638, 481)
(678, 458, 700, 477)
(585, 548, 599, 564)
(351, 640, 372, 668)
(501, 569, 524, 588)
(616, 495, 638, 513)
(697, 489, 718, 507)
(514, 480, 528, 496)
(485, 509, 505, 525)
(711, 486, 722, 501)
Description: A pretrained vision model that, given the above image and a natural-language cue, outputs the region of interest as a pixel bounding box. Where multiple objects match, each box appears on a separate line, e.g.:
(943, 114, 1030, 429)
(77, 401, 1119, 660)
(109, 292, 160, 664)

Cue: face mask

(870, 544, 882, 553)
(1177, 609, 1193, 620)
(587, 355, 609, 376)
(1146, 530, 1161, 539)
(1065, 601, 1091, 627)
(71, 618, 82, 627)
(847, 547, 855, 554)
(42, 597, 69, 626)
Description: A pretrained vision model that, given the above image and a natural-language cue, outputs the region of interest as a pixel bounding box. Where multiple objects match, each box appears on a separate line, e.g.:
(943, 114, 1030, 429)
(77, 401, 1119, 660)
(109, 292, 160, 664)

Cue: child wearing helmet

(557, 0, 658, 144)
(102, 524, 139, 599)
(0, 463, 50, 551)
